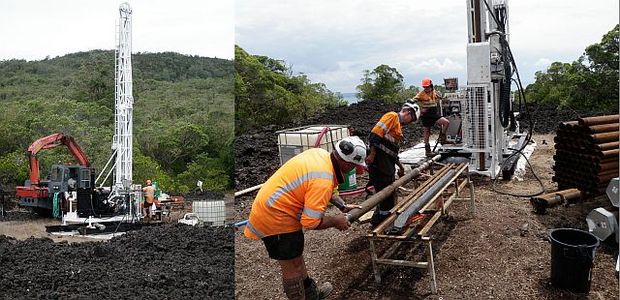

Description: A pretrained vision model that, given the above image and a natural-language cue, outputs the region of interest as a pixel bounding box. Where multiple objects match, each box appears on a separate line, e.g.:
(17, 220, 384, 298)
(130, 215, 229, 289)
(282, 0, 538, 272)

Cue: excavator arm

(27, 133, 90, 185)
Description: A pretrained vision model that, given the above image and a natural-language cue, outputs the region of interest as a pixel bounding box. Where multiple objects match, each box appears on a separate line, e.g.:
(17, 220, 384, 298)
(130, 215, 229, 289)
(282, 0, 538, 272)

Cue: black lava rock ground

(235, 101, 615, 190)
(0, 224, 234, 299)
(234, 101, 423, 190)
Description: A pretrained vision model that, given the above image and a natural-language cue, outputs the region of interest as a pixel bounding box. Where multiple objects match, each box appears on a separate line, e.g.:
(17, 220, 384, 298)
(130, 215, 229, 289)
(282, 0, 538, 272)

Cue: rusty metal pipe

(345, 155, 440, 222)
(589, 132, 619, 144)
(579, 115, 620, 126)
(584, 123, 619, 134)
(596, 141, 620, 151)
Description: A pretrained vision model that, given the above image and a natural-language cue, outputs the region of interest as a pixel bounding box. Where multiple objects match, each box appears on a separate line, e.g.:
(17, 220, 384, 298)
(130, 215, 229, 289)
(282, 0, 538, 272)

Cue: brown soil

(234, 133, 619, 299)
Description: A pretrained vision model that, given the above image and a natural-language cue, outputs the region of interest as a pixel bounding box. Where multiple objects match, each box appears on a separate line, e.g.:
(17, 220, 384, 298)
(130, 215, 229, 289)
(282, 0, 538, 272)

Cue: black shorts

(262, 230, 304, 260)
(421, 107, 441, 127)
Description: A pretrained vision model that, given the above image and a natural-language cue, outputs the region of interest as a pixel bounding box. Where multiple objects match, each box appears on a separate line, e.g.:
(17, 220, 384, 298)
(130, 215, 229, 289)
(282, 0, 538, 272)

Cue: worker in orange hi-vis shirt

(366, 102, 420, 227)
(244, 136, 367, 300)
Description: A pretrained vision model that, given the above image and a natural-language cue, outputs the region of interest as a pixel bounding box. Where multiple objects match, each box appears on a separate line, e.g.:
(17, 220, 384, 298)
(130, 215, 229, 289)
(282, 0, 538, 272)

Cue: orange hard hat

(421, 78, 433, 87)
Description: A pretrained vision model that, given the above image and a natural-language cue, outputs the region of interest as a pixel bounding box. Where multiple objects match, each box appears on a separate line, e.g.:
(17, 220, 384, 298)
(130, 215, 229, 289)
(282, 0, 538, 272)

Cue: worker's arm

(366, 145, 377, 164)
(314, 214, 350, 231)
(330, 194, 362, 213)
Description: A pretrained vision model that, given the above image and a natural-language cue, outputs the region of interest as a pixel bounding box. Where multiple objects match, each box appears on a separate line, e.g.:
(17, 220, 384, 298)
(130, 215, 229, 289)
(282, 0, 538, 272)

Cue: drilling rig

(441, 0, 526, 179)
(62, 3, 140, 225)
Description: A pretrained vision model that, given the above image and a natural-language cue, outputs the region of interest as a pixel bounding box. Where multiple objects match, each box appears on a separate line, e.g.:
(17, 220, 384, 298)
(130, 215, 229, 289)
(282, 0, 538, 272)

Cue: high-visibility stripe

(266, 171, 334, 207)
(384, 133, 397, 143)
(375, 121, 388, 133)
(302, 207, 324, 219)
(246, 221, 265, 238)
(376, 143, 398, 158)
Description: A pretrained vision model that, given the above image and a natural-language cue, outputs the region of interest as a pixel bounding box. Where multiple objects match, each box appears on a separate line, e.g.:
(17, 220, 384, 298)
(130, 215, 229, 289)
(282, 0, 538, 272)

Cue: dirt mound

(517, 102, 615, 133)
(233, 101, 617, 191)
(0, 224, 234, 299)
(234, 101, 423, 190)
(0, 210, 40, 222)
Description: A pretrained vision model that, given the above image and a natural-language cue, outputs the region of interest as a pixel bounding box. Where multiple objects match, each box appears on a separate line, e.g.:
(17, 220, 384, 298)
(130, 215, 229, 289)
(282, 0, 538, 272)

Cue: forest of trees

(0, 50, 234, 193)
(525, 25, 619, 111)
(234, 45, 345, 134)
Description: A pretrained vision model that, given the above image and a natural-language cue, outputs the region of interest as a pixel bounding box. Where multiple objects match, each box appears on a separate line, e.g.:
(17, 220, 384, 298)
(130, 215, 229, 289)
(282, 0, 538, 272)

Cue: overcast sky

(0, 0, 234, 60)
(236, 0, 619, 93)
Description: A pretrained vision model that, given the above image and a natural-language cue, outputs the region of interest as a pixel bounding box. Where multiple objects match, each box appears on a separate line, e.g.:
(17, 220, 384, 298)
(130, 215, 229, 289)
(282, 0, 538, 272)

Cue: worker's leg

(262, 231, 311, 299)
(278, 256, 308, 300)
(437, 117, 450, 143)
(423, 127, 433, 156)
(370, 168, 395, 227)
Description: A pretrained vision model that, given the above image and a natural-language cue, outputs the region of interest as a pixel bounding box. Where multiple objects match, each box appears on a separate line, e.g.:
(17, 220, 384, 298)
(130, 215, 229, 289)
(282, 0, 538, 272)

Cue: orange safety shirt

(414, 90, 442, 107)
(370, 111, 403, 145)
(244, 148, 338, 240)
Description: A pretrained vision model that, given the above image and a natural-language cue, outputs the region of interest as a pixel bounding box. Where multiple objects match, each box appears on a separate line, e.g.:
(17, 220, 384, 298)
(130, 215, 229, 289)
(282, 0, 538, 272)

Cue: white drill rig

(441, 0, 527, 179)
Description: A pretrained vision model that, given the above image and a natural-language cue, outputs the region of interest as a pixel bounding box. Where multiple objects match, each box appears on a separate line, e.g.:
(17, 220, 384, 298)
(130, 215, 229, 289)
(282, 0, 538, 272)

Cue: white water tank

(277, 125, 349, 165)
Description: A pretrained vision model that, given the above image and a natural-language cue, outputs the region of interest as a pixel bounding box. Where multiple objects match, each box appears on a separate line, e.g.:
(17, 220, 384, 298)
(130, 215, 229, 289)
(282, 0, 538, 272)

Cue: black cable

(482, 0, 545, 197)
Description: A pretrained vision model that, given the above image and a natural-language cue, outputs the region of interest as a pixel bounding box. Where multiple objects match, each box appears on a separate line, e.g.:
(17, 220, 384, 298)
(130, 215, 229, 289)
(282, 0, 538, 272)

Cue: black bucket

(549, 228, 600, 294)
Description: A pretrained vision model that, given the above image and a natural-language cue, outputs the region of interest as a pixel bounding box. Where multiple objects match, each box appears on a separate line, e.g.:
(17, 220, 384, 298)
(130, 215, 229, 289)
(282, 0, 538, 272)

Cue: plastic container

(192, 200, 226, 226)
(277, 125, 349, 165)
(338, 169, 357, 191)
(549, 228, 600, 294)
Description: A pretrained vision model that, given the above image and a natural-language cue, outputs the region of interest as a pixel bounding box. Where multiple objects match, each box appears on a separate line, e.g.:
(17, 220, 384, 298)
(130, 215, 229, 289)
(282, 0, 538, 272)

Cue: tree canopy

(525, 25, 619, 111)
(356, 64, 429, 104)
(0, 50, 233, 192)
(234, 45, 345, 134)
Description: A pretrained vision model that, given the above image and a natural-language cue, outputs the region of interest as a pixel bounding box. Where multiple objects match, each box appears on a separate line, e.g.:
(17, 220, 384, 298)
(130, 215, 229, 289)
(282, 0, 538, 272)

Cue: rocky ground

(0, 224, 235, 299)
(234, 102, 619, 299)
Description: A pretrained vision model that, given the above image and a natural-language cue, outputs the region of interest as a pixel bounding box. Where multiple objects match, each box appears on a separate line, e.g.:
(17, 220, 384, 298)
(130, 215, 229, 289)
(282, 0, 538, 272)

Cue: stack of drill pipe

(552, 115, 619, 196)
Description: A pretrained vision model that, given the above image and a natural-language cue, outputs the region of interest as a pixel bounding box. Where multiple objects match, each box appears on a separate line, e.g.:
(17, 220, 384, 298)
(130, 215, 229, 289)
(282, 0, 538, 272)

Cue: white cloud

(237, 0, 619, 92)
(534, 58, 553, 68)
(0, 0, 234, 60)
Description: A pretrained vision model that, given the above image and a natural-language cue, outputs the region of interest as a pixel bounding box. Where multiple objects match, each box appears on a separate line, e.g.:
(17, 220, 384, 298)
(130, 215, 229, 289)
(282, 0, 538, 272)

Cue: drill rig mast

(97, 3, 134, 196)
(443, 0, 524, 179)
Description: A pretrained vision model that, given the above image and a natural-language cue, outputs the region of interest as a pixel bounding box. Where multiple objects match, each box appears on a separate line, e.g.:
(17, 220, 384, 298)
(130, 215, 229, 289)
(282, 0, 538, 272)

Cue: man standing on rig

(244, 136, 367, 300)
(414, 78, 450, 157)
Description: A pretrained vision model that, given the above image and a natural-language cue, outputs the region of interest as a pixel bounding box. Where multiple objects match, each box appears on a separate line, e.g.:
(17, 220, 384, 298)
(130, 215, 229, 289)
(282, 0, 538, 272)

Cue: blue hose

(234, 220, 248, 228)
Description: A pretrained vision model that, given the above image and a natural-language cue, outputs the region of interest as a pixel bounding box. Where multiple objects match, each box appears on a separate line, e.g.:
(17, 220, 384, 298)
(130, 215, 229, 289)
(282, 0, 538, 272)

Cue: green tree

(356, 64, 405, 103)
(235, 45, 344, 134)
(525, 25, 619, 111)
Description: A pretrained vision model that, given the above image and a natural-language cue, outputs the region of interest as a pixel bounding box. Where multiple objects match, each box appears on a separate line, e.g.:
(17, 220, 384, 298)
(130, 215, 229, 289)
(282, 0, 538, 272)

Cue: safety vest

(414, 90, 442, 107)
(244, 148, 338, 240)
(370, 112, 403, 158)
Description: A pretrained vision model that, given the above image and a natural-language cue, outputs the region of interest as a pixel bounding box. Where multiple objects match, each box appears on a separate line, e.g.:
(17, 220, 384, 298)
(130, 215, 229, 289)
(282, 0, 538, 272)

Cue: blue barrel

(549, 228, 600, 294)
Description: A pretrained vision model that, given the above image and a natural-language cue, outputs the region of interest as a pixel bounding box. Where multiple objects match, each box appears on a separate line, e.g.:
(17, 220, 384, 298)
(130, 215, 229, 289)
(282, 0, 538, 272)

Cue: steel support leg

(468, 175, 476, 217)
(426, 239, 437, 294)
(369, 239, 381, 283)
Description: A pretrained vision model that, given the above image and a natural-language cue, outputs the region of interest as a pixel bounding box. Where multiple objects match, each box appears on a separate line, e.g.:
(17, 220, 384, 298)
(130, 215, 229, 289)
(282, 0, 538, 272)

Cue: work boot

(425, 143, 433, 157)
(283, 277, 305, 300)
(305, 278, 333, 300)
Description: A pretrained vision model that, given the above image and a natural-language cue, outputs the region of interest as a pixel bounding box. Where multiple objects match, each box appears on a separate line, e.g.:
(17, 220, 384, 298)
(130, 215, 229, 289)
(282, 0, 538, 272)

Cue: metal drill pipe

(345, 155, 440, 222)
(578, 115, 620, 126)
(583, 123, 620, 134)
(391, 169, 457, 232)
(590, 132, 619, 144)
(371, 164, 455, 236)
(596, 141, 620, 151)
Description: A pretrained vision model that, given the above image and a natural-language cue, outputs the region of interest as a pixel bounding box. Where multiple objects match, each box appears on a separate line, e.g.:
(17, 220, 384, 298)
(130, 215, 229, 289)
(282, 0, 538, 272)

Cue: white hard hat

(335, 136, 367, 167)
(403, 101, 421, 122)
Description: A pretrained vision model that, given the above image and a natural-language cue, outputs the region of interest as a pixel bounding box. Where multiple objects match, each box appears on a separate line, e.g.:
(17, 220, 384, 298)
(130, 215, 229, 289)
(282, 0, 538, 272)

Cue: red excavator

(16, 133, 95, 216)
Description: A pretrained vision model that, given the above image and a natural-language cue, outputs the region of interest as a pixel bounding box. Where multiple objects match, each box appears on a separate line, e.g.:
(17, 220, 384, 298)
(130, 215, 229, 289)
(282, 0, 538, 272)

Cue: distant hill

(0, 50, 233, 192)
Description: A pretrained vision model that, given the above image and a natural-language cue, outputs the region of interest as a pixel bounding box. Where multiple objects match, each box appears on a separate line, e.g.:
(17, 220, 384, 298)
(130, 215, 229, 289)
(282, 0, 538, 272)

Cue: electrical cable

(481, 0, 545, 197)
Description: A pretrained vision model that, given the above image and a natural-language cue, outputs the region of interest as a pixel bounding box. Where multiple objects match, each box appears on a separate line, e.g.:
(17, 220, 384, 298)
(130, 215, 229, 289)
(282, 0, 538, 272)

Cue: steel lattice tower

(113, 2, 133, 192)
